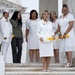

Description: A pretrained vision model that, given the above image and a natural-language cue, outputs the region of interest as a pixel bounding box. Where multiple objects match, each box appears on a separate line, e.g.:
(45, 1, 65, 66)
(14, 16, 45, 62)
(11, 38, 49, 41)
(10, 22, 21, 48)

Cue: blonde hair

(41, 10, 49, 19)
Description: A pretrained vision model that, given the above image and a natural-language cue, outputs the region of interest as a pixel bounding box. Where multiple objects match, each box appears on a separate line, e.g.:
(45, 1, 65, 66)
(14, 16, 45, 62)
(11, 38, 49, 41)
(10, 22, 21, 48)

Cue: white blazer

(0, 17, 12, 42)
(36, 19, 54, 42)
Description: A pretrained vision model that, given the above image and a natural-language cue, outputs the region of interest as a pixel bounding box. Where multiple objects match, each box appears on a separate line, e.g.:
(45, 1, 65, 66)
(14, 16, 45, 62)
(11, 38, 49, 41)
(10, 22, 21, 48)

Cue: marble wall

(39, 0, 58, 17)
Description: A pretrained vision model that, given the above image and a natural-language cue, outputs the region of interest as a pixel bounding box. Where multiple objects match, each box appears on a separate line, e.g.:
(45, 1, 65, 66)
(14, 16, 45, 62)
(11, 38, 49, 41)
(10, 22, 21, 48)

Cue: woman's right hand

(4, 37, 7, 40)
(40, 37, 43, 42)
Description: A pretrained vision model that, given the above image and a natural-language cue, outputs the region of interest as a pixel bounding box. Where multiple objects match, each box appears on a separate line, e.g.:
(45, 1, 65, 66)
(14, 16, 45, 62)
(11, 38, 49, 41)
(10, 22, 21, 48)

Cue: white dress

(52, 19, 59, 49)
(26, 19, 39, 49)
(37, 20, 54, 57)
(59, 13, 75, 52)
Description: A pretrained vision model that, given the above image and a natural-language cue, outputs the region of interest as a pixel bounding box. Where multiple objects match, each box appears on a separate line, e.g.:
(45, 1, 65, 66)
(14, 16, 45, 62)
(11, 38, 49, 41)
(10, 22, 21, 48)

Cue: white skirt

(60, 30, 75, 52)
(27, 34, 39, 49)
(39, 41, 54, 57)
(53, 40, 60, 49)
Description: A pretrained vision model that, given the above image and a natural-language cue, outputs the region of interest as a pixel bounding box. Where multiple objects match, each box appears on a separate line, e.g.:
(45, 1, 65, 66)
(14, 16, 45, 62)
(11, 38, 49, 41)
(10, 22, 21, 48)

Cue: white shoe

(43, 70, 47, 72)
(47, 70, 50, 72)
(65, 63, 73, 67)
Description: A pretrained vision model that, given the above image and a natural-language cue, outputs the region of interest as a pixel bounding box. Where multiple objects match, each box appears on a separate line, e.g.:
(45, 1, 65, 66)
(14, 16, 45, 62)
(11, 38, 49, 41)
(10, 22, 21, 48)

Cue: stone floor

(5, 63, 75, 75)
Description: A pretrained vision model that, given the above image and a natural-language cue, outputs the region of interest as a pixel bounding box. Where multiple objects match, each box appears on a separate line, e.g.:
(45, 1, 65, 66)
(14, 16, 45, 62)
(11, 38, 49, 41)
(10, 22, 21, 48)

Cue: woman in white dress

(58, 4, 75, 67)
(37, 10, 54, 71)
(50, 11, 59, 63)
(26, 10, 39, 63)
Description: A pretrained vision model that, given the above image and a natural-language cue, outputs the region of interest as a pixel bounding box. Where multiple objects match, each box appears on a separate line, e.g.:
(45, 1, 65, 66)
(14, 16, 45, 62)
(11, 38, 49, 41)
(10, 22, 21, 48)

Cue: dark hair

(3, 12, 6, 15)
(3, 12, 9, 16)
(30, 10, 38, 19)
(63, 4, 68, 9)
(50, 11, 57, 22)
(11, 11, 22, 26)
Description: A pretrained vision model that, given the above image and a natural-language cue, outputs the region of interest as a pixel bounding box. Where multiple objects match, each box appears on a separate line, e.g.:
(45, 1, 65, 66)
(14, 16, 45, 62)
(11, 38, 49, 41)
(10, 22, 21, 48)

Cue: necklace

(42, 20, 47, 25)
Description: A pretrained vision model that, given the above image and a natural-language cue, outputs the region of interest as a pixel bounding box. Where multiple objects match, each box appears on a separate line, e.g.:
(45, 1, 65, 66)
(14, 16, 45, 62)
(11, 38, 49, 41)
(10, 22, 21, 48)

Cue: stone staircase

(5, 63, 75, 75)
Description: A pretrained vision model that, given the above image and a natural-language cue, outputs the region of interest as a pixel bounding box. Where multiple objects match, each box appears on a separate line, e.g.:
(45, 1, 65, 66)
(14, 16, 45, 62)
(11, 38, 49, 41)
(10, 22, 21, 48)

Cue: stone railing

(0, 48, 5, 75)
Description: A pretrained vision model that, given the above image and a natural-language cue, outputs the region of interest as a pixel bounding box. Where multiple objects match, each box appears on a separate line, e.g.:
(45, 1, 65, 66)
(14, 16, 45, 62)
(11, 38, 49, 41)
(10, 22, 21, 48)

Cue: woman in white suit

(37, 10, 54, 71)
(0, 9, 12, 62)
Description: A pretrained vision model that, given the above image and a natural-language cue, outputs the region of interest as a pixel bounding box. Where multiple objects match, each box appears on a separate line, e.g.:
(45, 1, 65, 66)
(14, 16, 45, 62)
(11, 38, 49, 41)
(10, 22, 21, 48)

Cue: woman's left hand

(63, 33, 67, 38)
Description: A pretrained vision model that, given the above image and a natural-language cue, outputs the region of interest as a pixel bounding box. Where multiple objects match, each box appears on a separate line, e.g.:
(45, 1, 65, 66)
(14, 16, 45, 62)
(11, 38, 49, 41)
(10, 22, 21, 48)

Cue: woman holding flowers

(58, 4, 75, 67)
(37, 10, 54, 71)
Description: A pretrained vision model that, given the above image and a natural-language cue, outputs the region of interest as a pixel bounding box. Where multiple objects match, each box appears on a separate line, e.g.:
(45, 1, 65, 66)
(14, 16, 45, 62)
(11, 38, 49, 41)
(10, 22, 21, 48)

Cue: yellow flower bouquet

(12, 34, 14, 38)
(59, 34, 69, 39)
(46, 36, 58, 41)
(65, 34, 69, 38)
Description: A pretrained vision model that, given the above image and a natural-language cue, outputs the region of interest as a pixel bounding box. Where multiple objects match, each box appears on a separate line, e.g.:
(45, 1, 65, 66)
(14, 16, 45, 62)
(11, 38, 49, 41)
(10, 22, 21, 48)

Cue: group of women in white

(26, 4, 75, 71)
(0, 3, 75, 72)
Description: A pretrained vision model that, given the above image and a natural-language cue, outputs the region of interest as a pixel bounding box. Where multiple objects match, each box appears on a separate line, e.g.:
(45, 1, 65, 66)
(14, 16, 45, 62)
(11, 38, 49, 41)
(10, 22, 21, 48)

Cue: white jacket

(36, 19, 54, 42)
(0, 17, 12, 42)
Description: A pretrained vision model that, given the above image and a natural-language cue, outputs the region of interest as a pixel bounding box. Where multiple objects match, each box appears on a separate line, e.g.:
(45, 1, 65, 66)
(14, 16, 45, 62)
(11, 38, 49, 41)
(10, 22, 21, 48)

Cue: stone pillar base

(0, 53, 5, 75)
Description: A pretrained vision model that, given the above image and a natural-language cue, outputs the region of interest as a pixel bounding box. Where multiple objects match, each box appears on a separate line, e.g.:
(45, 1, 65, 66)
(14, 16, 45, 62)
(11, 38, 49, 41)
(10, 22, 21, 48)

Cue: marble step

(5, 63, 65, 67)
(6, 63, 75, 75)
(5, 67, 75, 71)
(5, 71, 75, 75)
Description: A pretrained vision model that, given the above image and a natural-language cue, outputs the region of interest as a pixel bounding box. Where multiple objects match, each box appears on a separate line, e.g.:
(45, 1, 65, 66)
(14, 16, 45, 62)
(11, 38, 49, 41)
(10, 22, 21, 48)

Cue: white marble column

(21, 22, 27, 63)
(58, 0, 68, 64)
(0, 52, 5, 75)
(58, 0, 63, 17)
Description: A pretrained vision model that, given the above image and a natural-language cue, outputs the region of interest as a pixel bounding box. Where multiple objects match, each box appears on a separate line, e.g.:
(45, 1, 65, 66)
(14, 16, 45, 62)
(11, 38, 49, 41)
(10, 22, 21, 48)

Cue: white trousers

(1, 39, 11, 62)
